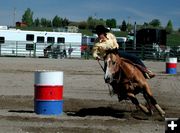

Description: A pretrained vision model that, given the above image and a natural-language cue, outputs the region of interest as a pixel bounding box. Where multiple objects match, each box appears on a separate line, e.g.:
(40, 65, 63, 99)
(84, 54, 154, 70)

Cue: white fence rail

(0, 41, 81, 58)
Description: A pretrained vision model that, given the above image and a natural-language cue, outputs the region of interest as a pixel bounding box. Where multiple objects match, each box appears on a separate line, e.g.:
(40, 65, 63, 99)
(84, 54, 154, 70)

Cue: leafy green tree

(87, 16, 105, 30)
(34, 18, 40, 27)
(78, 21, 88, 29)
(52, 15, 62, 27)
(120, 20, 127, 31)
(22, 8, 33, 26)
(106, 18, 116, 29)
(40, 18, 48, 27)
(149, 19, 161, 27)
(142, 22, 149, 28)
(46, 20, 52, 27)
(62, 18, 70, 27)
(87, 16, 95, 29)
(178, 28, 180, 33)
(126, 23, 132, 32)
(166, 20, 173, 34)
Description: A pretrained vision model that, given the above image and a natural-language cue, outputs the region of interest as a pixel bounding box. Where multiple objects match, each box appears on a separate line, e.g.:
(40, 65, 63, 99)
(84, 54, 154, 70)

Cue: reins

(97, 60, 105, 72)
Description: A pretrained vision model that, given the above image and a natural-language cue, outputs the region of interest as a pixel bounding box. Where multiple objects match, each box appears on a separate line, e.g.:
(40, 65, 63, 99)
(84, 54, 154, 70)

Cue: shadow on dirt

(8, 110, 34, 113)
(66, 107, 131, 118)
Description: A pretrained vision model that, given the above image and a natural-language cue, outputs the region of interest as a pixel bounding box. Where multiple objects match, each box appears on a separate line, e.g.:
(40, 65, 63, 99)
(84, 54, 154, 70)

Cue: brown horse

(103, 49, 165, 117)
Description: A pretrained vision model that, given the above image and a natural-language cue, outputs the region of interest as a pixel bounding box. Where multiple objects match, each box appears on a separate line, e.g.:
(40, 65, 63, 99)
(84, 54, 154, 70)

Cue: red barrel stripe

(166, 63, 177, 68)
(35, 85, 63, 100)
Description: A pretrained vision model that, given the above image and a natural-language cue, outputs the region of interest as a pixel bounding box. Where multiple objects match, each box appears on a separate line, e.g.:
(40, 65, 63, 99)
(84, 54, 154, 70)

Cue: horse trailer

(0, 29, 82, 58)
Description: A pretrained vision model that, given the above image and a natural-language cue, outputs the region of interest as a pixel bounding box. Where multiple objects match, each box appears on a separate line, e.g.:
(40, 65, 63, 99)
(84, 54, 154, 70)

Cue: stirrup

(145, 73, 150, 79)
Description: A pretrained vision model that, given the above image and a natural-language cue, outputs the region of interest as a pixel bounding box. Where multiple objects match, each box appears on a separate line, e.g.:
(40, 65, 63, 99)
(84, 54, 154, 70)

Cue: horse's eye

(112, 61, 116, 65)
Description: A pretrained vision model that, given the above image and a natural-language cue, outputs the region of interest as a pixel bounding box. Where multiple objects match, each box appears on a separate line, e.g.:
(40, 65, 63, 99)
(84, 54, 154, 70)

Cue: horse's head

(104, 49, 121, 84)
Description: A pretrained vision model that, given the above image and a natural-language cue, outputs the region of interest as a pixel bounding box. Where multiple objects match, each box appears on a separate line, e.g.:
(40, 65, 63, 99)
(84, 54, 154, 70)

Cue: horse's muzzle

(104, 77, 111, 83)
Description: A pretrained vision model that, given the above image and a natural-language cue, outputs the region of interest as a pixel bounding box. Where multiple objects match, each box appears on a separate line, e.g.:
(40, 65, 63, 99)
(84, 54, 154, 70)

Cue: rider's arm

(107, 33, 119, 49)
(92, 39, 101, 59)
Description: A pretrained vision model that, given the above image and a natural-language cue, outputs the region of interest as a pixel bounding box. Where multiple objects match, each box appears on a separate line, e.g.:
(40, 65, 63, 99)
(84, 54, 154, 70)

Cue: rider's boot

(145, 69, 156, 79)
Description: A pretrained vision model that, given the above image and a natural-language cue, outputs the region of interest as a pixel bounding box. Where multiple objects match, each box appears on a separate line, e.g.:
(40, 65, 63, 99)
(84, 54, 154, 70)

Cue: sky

(0, 0, 180, 29)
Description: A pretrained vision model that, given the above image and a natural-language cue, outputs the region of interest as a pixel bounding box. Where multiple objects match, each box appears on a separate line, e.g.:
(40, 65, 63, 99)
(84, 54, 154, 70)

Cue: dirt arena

(0, 57, 179, 133)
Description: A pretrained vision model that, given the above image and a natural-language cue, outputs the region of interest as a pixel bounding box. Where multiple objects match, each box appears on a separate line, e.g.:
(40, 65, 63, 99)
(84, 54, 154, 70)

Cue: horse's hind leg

(148, 95, 165, 117)
(127, 93, 149, 114)
(144, 84, 165, 117)
(143, 92, 153, 115)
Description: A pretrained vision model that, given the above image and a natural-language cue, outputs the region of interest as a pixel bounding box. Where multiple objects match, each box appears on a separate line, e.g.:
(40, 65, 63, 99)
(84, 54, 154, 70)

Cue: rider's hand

(96, 56, 101, 60)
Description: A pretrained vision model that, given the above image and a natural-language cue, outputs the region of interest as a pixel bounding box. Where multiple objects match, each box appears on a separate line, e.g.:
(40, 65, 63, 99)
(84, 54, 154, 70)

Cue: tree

(149, 19, 161, 27)
(165, 20, 173, 34)
(62, 18, 69, 27)
(46, 20, 52, 27)
(178, 28, 180, 33)
(22, 8, 33, 26)
(120, 20, 127, 31)
(40, 18, 48, 27)
(52, 15, 62, 27)
(106, 18, 116, 29)
(87, 16, 96, 29)
(78, 21, 88, 29)
(34, 18, 40, 27)
(87, 16, 105, 30)
(126, 23, 132, 32)
(142, 22, 149, 28)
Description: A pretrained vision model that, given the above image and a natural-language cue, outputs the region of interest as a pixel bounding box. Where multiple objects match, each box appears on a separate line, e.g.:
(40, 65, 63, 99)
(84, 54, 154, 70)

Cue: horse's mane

(105, 48, 134, 65)
(121, 57, 136, 66)
(105, 49, 144, 73)
(104, 48, 119, 58)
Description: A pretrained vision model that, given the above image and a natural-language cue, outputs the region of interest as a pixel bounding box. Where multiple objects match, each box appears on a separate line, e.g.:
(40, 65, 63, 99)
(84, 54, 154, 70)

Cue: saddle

(120, 58, 151, 79)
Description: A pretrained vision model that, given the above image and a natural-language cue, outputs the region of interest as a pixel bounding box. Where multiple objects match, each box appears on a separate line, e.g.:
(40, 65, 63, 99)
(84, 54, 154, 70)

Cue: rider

(92, 25, 155, 79)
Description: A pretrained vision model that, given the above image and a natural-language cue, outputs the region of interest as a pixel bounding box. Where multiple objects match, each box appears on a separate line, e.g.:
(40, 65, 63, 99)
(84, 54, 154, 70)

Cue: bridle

(106, 53, 135, 84)
(112, 56, 122, 83)
(105, 53, 122, 83)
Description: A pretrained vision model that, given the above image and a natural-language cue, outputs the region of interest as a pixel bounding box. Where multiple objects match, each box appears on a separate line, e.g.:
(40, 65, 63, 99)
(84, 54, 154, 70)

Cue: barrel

(34, 71, 63, 115)
(166, 57, 177, 74)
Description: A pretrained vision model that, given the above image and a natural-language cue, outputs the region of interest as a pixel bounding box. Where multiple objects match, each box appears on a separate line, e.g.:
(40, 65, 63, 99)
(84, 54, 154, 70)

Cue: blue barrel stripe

(34, 100, 63, 115)
(166, 68, 177, 74)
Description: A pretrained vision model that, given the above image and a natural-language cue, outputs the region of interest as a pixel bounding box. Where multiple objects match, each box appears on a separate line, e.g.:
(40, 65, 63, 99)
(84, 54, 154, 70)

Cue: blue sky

(0, 0, 180, 29)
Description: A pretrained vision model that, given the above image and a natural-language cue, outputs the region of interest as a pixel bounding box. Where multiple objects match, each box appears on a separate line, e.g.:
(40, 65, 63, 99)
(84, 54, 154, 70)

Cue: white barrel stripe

(35, 71, 63, 85)
(166, 58, 177, 63)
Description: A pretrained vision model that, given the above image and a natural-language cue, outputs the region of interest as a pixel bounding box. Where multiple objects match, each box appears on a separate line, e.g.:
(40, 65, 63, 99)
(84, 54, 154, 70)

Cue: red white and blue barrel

(166, 57, 177, 74)
(34, 71, 63, 115)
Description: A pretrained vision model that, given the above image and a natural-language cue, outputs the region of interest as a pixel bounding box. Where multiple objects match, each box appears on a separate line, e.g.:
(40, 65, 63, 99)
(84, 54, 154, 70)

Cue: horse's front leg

(127, 93, 149, 114)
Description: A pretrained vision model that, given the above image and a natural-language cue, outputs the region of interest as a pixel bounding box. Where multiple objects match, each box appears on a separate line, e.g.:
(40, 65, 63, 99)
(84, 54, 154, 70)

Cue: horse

(103, 49, 165, 117)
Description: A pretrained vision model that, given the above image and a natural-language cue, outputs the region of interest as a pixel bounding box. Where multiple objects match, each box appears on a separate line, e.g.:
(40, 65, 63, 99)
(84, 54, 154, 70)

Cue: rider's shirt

(92, 32, 119, 59)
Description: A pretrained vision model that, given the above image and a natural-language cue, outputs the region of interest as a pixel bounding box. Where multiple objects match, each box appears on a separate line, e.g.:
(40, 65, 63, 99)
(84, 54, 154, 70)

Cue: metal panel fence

(0, 41, 180, 61)
(119, 43, 180, 61)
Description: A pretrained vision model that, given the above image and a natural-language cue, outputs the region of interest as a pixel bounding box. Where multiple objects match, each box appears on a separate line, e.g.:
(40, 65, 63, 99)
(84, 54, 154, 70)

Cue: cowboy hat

(92, 25, 110, 34)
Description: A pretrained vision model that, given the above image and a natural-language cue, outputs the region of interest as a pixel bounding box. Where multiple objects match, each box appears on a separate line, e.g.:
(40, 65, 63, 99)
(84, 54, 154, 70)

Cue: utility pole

(128, 16, 130, 24)
(133, 22, 136, 50)
(13, 8, 16, 27)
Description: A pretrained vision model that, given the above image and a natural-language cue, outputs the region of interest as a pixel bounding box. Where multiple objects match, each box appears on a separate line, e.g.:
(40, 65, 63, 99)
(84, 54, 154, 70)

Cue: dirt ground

(0, 57, 179, 133)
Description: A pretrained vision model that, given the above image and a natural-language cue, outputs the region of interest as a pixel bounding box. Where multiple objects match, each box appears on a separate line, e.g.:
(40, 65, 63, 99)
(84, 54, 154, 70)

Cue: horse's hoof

(161, 113, 166, 118)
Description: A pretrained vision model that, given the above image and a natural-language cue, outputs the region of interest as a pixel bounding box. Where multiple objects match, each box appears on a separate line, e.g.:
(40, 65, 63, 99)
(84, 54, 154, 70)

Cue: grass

(167, 31, 180, 46)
